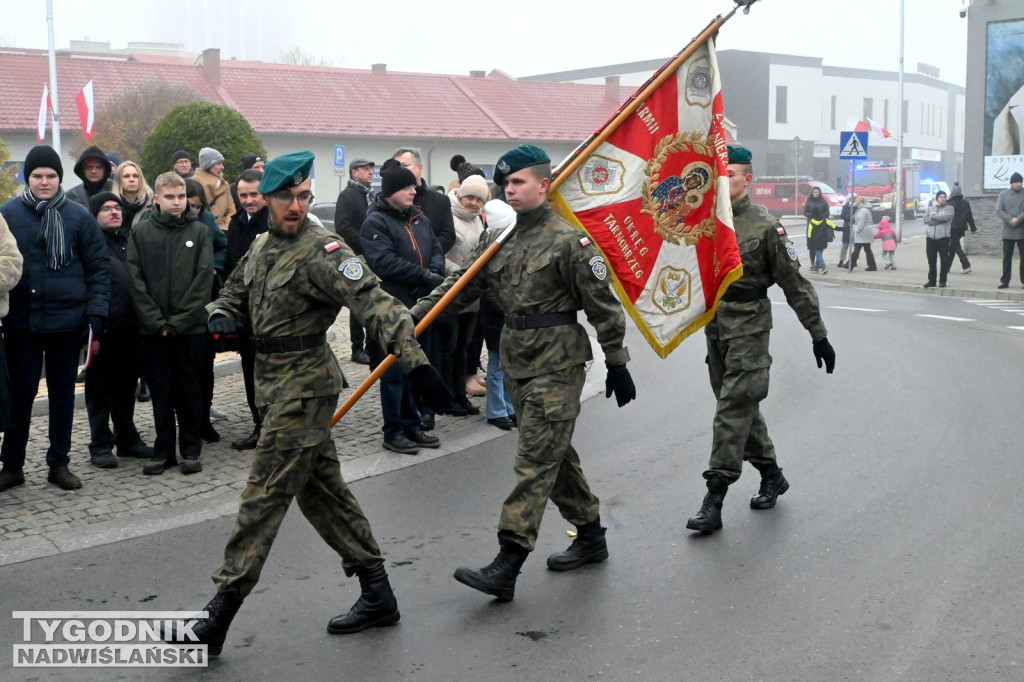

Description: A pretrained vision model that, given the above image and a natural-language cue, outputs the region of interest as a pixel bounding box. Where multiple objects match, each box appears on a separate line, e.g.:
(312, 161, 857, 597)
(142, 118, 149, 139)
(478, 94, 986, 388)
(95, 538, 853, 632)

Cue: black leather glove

(208, 315, 240, 338)
(604, 364, 636, 407)
(813, 337, 836, 374)
(408, 364, 452, 413)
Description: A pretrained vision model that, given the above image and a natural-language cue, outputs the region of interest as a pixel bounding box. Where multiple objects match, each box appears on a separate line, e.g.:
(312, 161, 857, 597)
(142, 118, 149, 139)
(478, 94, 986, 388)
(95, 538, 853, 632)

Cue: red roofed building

(0, 46, 634, 193)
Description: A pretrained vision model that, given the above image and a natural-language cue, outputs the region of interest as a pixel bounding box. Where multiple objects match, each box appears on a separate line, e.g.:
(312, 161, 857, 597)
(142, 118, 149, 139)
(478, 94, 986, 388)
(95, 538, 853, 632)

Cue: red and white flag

(36, 84, 50, 142)
(865, 117, 891, 141)
(551, 38, 741, 358)
(75, 80, 95, 140)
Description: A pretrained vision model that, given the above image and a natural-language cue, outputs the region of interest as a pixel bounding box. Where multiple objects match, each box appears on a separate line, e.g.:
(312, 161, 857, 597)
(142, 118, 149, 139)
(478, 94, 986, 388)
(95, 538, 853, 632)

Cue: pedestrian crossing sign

(839, 131, 868, 159)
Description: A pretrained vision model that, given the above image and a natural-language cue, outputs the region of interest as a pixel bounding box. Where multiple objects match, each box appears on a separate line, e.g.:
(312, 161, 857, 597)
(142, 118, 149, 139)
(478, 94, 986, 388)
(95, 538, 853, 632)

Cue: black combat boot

(327, 565, 401, 634)
(750, 464, 789, 510)
(453, 545, 529, 602)
(546, 518, 609, 571)
(164, 592, 243, 657)
(686, 478, 728, 534)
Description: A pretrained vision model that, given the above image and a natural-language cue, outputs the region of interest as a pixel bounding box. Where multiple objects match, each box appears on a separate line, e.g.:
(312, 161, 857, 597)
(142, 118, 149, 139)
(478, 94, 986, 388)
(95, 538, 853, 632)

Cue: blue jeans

(2, 329, 81, 469)
(810, 250, 826, 270)
(368, 338, 421, 439)
(485, 350, 514, 419)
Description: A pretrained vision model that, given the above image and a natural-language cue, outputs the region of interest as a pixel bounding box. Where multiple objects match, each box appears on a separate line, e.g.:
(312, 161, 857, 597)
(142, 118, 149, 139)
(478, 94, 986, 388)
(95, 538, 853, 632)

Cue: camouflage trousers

(705, 330, 777, 484)
(498, 364, 600, 553)
(212, 395, 383, 599)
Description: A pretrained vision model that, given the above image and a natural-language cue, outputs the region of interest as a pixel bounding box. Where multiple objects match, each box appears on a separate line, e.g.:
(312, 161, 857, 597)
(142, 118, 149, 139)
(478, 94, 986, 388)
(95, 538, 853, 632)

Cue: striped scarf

(21, 186, 72, 270)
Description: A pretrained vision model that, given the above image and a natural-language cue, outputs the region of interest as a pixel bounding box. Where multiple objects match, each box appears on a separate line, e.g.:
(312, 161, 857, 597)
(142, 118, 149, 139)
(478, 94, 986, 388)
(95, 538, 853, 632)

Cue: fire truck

(846, 162, 921, 222)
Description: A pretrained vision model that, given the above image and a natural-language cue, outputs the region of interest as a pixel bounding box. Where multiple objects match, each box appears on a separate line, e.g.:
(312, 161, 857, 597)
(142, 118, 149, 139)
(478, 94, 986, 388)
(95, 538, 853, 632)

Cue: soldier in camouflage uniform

(410, 144, 637, 602)
(686, 145, 836, 535)
(164, 152, 449, 656)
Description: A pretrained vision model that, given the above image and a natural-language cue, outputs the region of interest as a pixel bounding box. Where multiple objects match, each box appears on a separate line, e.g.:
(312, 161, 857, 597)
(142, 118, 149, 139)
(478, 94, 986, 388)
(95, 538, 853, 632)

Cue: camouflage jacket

(410, 203, 629, 380)
(708, 195, 827, 342)
(208, 219, 429, 406)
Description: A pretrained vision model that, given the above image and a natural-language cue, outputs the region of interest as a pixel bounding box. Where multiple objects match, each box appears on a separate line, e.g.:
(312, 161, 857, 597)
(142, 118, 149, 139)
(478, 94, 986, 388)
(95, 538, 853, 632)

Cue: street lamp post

(793, 136, 801, 217)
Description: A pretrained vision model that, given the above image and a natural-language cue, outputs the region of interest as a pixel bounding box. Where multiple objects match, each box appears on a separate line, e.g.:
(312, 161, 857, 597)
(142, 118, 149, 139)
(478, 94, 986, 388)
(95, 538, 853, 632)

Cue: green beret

(727, 145, 752, 164)
(258, 150, 314, 195)
(493, 144, 551, 185)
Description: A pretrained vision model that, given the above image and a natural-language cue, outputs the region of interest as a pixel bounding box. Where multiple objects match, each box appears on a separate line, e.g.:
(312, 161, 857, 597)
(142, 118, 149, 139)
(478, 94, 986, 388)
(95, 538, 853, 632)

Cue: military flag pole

(330, 0, 761, 427)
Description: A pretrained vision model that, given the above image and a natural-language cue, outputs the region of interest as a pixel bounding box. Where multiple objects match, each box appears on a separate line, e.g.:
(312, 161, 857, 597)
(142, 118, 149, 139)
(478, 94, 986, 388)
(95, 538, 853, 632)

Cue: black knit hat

(88, 191, 121, 217)
(171, 149, 192, 163)
(450, 154, 485, 183)
(1011, 172, 1024, 184)
(240, 153, 264, 171)
(381, 166, 417, 197)
(23, 145, 64, 183)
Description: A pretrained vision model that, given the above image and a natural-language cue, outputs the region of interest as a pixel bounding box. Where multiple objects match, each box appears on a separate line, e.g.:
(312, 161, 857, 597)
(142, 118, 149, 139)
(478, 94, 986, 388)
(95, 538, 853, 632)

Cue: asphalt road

(3, 283, 1023, 680)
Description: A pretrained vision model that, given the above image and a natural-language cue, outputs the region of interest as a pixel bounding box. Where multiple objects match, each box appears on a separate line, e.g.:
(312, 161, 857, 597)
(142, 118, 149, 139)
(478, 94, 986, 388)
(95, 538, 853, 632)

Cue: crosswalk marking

(916, 314, 975, 322)
(829, 306, 886, 312)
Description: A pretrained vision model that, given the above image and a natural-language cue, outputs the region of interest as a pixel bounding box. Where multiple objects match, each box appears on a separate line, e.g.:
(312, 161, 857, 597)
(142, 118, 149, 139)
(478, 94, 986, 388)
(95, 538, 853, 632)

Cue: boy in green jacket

(128, 172, 214, 474)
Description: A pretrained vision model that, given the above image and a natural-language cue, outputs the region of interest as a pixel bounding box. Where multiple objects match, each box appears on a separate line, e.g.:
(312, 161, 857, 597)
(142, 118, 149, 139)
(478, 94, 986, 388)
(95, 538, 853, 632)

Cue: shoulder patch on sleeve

(579, 236, 591, 246)
(339, 257, 364, 280)
(785, 243, 798, 261)
(324, 240, 341, 253)
(589, 255, 608, 281)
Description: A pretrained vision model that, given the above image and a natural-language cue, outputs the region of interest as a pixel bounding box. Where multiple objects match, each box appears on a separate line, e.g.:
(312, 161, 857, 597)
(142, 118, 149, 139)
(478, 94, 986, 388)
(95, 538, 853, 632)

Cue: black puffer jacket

(947, 186, 977, 235)
(361, 196, 445, 307)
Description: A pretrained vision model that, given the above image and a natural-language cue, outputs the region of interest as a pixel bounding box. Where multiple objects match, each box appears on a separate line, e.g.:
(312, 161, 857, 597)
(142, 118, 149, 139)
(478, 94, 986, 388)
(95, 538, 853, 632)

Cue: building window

(939, 106, 943, 137)
(776, 86, 788, 123)
(830, 95, 837, 129)
(883, 99, 890, 129)
(921, 102, 925, 134)
(902, 100, 909, 133)
(863, 98, 873, 121)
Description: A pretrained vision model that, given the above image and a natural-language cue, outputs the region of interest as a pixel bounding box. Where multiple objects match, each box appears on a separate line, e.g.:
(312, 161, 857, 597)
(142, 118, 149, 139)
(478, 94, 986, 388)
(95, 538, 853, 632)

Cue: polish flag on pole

(865, 117, 892, 140)
(550, 22, 741, 358)
(36, 84, 50, 142)
(75, 80, 96, 140)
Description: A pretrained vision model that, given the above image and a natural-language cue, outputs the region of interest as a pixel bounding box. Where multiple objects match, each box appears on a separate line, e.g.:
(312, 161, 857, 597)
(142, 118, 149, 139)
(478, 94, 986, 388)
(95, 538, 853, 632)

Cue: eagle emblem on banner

(641, 131, 718, 246)
(652, 265, 692, 314)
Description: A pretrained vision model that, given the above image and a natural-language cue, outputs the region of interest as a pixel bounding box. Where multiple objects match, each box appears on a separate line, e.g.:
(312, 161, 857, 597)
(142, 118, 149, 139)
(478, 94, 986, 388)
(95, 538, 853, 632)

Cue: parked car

(750, 177, 846, 218)
(918, 179, 950, 214)
(309, 201, 337, 233)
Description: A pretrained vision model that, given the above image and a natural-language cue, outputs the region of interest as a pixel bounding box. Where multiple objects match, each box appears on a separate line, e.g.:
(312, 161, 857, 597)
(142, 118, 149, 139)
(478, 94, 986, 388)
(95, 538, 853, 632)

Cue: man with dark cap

(361, 160, 446, 454)
(334, 156, 376, 365)
(996, 171, 1024, 289)
(66, 145, 114, 207)
(943, 184, 977, 276)
(230, 153, 266, 216)
(410, 143, 637, 602)
(84, 192, 154, 468)
(0, 144, 110, 492)
(685, 145, 835, 535)
(162, 151, 449, 656)
(128, 171, 215, 476)
(172, 150, 194, 179)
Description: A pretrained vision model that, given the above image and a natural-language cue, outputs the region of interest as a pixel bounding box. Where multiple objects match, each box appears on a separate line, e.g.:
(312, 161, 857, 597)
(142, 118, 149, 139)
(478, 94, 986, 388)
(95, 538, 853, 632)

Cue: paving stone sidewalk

(0, 309, 530, 565)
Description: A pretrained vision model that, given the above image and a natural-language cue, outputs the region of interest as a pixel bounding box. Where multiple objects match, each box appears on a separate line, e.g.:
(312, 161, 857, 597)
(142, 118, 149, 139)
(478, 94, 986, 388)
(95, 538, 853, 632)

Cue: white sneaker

(962, 267, 972, 274)
(210, 408, 229, 422)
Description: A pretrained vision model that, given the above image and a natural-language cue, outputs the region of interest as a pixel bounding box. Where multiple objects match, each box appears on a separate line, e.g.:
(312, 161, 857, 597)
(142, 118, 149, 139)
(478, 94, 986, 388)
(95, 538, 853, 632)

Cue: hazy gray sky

(6, 0, 968, 84)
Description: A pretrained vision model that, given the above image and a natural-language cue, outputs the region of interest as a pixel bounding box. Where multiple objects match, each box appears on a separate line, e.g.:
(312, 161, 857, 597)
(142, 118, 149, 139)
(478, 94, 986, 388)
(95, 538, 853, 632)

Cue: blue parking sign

(334, 145, 346, 175)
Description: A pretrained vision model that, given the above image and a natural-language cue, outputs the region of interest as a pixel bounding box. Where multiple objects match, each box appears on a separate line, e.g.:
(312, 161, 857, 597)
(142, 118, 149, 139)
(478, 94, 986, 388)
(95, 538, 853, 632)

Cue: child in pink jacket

(874, 217, 898, 270)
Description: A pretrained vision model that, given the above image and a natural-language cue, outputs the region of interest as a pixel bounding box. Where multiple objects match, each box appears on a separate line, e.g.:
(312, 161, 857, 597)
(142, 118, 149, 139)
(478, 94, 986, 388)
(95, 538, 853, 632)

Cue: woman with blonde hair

(112, 161, 154, 227)
(848, 196, 878, 271)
